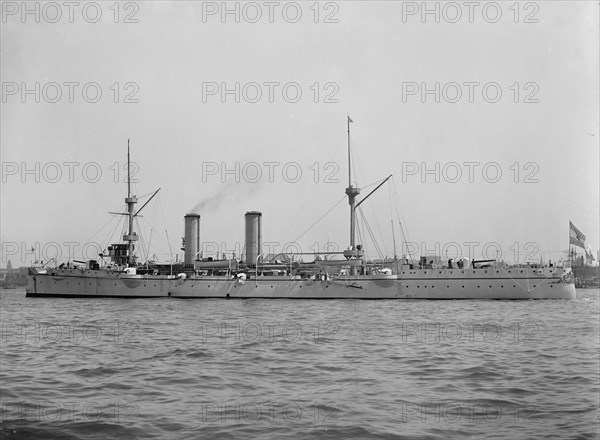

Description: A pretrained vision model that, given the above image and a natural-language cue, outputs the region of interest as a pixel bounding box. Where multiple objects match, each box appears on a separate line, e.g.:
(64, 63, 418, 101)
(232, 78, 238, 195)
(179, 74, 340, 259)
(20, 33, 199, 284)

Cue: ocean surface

(1, 288, 598, 440)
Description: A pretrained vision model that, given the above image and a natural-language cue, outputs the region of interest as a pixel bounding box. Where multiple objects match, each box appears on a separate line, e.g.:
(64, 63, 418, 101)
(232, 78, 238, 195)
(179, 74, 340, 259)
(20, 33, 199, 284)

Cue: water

(1, 288, 598, 439)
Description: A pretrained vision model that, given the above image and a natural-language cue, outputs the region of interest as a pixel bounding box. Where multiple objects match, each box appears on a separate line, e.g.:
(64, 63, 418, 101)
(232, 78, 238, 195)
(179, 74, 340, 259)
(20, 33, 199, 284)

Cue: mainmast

(123, 139, 138, 266)
(345, 115, 360, 251)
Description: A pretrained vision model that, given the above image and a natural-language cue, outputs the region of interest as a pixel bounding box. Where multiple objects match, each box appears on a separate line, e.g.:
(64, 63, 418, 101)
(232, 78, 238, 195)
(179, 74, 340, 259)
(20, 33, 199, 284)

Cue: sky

(1, 1, 599, 267)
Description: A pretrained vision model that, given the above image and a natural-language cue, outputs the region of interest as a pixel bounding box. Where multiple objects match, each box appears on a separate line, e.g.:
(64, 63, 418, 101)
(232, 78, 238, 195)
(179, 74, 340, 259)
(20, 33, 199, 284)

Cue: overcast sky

(1, 1, 598, 267)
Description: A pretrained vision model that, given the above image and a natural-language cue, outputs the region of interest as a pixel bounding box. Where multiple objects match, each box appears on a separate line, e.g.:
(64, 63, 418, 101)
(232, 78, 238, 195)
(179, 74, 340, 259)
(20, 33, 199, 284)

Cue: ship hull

(26, 267, 575, 299)
(26, 269, 171, 298)
(395, 266, 575, 299)
(171, 275, 399, 299)
(170, 267, 575, 299)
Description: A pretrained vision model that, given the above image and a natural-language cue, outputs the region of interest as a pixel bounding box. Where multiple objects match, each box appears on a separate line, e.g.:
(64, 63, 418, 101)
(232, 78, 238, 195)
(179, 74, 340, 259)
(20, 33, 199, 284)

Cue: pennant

(586, 244, 596, 261)
(569, 221, 586, 249)
(348, 115, 353, 123)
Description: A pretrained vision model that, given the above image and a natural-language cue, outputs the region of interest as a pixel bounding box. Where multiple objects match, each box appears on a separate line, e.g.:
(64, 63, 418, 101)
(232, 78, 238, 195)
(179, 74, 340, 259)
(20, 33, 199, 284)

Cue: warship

(26, 122, 576, 299)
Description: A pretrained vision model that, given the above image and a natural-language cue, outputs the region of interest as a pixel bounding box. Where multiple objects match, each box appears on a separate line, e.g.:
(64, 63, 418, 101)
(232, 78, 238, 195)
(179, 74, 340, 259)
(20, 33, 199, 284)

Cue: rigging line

(282, 135, 348, 243)
(398, 217, 411, 261)
(138, 216, 168, 255)
(136, 195, 157, 261)
(154, 192, 175, 262)
(358, 175, 395, 258)
(73, 180, 118, 244)
(147, 228, 154, 261)
(290, 195, 347, 244)
(391, 176, 412, 246)
(135, 216, 149, 264)
(349, 130, 364, 185)
(389, 178, 412, 260)
(157, 192, 172, 252)
(165, 228, 174, 263)
(398, 219, 410, 258)
(145, 192, 161, 258)
(358, 207, 384, 260)
(371, 200, 387, 257)
(352, 134, 375, 208)
(352, 141, 364, 189)
(329, 133, 349, 162)
(388, 185, 398, 257)
(103, 214, 125, 253)
(360, 178, 391, 256)
(81, 214, 121, 255)
(396, 184, 410, 244)
(281, 178, 326, 243)
(354, 206, 368, 260)
(137, 215, 158, 260)
(359, 190, 383, 258)
(355, 215, 364, 255)
(134, 217, 143, 261)
(137, 190, 157, 199)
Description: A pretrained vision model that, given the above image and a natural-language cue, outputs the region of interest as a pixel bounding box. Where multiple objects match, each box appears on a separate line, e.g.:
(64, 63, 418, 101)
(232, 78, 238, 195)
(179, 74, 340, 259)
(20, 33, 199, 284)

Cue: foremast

(123, 139, 138, 266)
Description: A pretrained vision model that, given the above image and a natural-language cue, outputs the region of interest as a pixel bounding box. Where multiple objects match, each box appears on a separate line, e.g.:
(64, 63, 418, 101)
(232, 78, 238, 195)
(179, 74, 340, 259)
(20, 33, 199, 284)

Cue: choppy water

(1, 288, 598, 440)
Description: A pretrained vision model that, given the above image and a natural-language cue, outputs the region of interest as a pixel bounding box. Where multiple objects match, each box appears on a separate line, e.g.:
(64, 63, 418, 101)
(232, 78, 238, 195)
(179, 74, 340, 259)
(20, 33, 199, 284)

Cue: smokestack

(184, 213, 200, 265)
(245, 211, 262, 266)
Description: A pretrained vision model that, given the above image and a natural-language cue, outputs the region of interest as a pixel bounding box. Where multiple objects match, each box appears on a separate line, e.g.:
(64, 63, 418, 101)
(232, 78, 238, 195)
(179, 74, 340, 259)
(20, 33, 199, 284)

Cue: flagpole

(569, 244, 572, 268)
(569, 222, 572, 268)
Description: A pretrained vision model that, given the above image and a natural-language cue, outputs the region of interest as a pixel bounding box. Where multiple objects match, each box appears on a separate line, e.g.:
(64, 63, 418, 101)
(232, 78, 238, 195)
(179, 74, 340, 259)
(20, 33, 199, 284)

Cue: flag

(348, 115, 353, 123)
(586, 244, 596, 261)
(569, 221, 586, 249)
